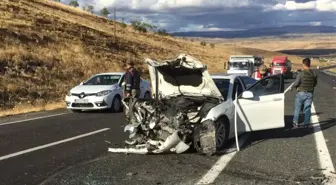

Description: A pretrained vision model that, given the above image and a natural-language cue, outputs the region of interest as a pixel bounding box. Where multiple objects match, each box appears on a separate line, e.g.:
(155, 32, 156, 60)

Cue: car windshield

(240, 76, 257, 88)
(83, 74, 121, 85)
(213, 78, 230, 101)
(229, 62, 250, 70)
(272, 62, 286, 66)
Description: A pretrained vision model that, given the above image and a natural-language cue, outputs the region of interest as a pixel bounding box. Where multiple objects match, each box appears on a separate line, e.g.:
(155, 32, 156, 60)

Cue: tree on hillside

(100, 7, 110, 17)
(69, 0, 79, 7)
(130, 21, 156, 33)
(87, 5, 94, 13)
(210, 43, 215, 48)
(200, 41, 206, 46)
(156, 29, 170, 36)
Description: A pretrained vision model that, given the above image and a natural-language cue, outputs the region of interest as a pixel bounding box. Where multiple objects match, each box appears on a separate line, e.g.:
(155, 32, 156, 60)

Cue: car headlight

(67, 91, 71, 96)
(96, 90, 112, 96)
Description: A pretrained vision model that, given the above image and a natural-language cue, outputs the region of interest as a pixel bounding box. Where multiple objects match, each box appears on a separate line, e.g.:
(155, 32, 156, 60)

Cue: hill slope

(0, 0, 306, 115)
(173, 25, 336, 38)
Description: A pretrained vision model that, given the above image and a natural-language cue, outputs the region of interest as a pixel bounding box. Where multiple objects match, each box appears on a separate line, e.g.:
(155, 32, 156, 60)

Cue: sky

(63, 0, 336, 32)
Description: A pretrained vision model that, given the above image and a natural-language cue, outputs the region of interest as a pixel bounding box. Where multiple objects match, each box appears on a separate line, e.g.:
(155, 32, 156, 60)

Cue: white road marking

(311, 103, 336, 184)
(195, 134, 250, 185)
(0, 128, 110, 161)
(196, 81, 296, 185)
(284, 82, 295, 94)
(0, 113, 69, 126)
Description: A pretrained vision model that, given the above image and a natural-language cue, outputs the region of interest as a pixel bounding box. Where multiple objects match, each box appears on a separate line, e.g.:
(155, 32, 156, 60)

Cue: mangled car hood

(145, 54, 223, 100)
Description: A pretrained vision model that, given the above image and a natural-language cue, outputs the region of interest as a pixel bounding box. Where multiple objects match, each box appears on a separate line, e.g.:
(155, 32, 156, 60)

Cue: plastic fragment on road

(107, 131, 190, 155)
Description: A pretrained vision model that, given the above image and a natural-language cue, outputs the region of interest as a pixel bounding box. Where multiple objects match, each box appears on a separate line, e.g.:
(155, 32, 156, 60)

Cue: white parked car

(65, 72, 151, 113)
(119, 54, 285, 155)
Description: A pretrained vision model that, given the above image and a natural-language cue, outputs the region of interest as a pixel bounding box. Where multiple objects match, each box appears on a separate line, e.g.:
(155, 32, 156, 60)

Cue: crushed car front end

(110, 54, 224, 155)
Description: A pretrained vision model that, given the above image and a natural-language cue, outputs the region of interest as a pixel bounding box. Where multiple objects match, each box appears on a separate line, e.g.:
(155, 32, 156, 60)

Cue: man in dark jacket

(124, 61, 141, 99)
(290, 58, 317, 128)
(123, 61, 141, 127)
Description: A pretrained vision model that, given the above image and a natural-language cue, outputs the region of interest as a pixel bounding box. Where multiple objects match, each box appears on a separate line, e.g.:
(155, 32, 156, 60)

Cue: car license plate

(74, 99, 88, 103)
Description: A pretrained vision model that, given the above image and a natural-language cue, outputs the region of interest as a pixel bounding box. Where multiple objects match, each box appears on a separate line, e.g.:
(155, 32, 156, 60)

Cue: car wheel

(193, 118, 229, 155)
(144, 91, 151, 100)
(215, 119, 229, 150)
(111, 95, 122, 112)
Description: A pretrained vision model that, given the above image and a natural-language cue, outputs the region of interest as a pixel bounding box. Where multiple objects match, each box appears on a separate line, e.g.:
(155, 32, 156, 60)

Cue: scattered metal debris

(108, 54, 223, 155)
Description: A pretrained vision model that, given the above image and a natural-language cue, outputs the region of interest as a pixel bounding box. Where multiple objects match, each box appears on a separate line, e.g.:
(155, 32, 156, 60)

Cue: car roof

(211, 73, 238, 80)
(94, 72, 125, 76)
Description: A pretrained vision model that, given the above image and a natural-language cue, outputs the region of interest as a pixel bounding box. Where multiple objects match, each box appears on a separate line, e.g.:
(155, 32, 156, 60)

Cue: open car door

(237, 74, 285, 131)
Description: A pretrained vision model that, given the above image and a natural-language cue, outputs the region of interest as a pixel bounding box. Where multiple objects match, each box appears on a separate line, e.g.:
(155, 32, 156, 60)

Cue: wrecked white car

(109, 54, 285, 155)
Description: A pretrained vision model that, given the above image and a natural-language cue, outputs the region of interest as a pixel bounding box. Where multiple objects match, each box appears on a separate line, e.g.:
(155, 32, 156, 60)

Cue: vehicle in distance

(120, 54, 285, 155)
(65, 72, 151, 113)
(270, 56, 297, 79)
(225, 55, 264, 77)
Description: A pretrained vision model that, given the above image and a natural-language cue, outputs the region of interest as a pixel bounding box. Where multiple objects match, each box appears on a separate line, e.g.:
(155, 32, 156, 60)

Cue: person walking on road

(290, 58, 317, 128)
(123, 60, 141, 124)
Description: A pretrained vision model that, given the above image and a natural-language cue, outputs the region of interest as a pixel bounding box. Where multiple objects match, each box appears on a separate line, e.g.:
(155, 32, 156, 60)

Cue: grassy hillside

(0, 0, 306, 116)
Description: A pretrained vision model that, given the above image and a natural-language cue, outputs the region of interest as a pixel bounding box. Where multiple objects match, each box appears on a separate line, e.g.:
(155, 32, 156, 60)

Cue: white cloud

(273, 0, 336, 12)
(67, 0, 336, 32)
(85, 0, 258, 12)
(310, 21, 322, 26)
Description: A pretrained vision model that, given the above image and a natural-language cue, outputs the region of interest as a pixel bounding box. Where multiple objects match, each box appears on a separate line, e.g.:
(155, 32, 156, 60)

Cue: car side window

(232, 79, 244, 101)
(247, 75, 283, 97)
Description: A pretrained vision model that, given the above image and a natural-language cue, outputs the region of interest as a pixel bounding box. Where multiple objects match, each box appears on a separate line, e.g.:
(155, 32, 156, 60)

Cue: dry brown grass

(0, 101, 64, 117)
(193, 34, 336, 51)
(0, 0, 310, 116)
(329, 68, 336, 73)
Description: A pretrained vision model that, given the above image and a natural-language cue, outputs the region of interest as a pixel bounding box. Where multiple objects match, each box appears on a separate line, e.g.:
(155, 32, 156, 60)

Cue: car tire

(215, 118, 229, 151)
(110, 95, 122, 112)
(193, 118, 229, 155)
(144, 91, 151, 100)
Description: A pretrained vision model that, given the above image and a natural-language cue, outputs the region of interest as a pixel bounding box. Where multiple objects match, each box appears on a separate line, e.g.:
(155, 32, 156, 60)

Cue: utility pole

(114, 5, 116, 42)
(235, 42, 236, 55)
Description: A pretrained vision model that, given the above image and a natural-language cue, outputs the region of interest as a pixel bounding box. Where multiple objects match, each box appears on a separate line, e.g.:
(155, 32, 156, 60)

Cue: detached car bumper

(65, 94, 113, 110)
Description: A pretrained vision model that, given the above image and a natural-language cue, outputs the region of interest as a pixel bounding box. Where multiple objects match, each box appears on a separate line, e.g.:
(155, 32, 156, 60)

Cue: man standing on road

(124, 61, 141, 99)
(124, 61, 141, 124)
(290, 58, 317, 128)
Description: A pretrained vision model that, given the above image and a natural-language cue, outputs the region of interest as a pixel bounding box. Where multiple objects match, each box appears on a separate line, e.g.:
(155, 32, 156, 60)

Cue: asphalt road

(0, 73, 335, 185)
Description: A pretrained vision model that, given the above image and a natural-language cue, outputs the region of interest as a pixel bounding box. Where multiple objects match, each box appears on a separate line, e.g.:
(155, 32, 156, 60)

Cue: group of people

(121, 58, 318, 129)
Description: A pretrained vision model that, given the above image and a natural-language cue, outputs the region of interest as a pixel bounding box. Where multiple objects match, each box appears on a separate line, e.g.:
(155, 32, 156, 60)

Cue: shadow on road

(277, 49, 336, 57)
(241, 116, 336, 150)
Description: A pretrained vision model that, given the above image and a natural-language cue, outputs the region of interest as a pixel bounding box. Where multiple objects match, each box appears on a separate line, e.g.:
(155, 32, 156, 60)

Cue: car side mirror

(80, 82, 84, 85)
(242, 91, 254, 99)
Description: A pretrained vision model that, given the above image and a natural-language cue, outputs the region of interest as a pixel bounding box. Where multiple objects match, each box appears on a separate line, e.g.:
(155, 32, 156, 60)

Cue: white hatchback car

(65, 72, 151, 112)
